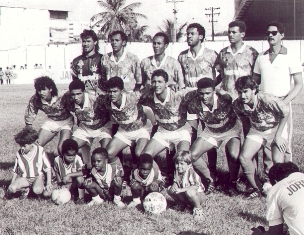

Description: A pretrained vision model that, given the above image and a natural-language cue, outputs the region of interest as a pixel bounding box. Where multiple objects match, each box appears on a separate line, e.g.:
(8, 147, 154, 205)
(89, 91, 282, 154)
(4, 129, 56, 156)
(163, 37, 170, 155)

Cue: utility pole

(205, 7, 220, 41)
(166, 0, 184, 42)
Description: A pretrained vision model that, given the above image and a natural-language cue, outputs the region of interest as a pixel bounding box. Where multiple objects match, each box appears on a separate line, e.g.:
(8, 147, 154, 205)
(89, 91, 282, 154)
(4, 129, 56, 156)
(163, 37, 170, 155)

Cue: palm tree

(158, 19, 187, 42)
(91, 0, 147, 40)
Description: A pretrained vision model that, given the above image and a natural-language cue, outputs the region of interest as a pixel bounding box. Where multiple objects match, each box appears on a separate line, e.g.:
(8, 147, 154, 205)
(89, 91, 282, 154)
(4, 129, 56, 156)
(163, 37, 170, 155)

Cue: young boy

(7, 127, 52, 199)
(43, 139, 85, 201)
(168, 151, 206, 220)
(80, 147, 125, 207)
(128, 153, 164, 208)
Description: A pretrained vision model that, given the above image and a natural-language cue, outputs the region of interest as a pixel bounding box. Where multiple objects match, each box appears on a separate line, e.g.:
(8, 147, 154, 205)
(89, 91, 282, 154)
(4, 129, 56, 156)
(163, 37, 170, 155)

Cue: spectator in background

(4, 67, 11, 84)
(24, 64, 27, 69)
(20, 66, 24, 70)
(0, 68, 4, 85)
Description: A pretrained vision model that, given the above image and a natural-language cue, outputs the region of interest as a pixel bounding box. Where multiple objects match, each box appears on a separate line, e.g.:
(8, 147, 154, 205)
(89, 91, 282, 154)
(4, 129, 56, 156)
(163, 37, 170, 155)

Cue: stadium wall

(1, 40, 303, 85)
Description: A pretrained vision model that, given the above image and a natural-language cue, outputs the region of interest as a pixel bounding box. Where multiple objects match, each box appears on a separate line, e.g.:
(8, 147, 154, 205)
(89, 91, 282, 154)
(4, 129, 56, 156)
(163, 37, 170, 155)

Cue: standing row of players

(6, 20, 302, 224)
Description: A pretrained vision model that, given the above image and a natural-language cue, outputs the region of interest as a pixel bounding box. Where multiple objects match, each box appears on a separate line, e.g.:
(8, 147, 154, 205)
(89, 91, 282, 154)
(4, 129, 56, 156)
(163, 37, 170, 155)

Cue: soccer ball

(143, 192, 167, 214)
(51, 188, 71, 205)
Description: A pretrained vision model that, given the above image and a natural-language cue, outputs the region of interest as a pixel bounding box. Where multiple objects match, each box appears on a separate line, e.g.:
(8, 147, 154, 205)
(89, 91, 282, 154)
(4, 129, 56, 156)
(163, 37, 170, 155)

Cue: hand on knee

(113, 176, 123, 187)
(8, 185, 17, 194)
(33, 186, 43, 195)
(130, 180, 142, 191)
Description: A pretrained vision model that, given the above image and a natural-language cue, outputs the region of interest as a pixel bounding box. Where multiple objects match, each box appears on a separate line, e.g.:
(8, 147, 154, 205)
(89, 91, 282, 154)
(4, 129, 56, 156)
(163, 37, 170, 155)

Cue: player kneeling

(128, 154, 164, 208)
(6, 127, 52, 199)
(43, 139, 85, 203)
(78, 148, 125, 207)
(168, 151, 206, 221)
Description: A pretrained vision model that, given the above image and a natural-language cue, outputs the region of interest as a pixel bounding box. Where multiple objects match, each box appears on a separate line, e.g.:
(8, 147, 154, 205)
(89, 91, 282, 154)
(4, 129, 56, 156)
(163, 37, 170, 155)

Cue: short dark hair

(187, 23, 205, 41)
(269, 162, 300, 185)
(197, 77, 215, 90)
(138, 153, 153, 167)
(153, 32, 169, 45)
(109, 30, 128, 42)
(34, 76, 58, 97)
(267, 21, 285, 34)
(14, 126, 38, 146)
(69, 79, 85, 92)
(228, 20, 247, 33)
(62, 139, 79, 155)
(151, 69, 169, 83)
(235, 76, 259, 93)
(92, 147, 108, 159)
(80, 29, 99, 52)
(106, 76, 124, 91)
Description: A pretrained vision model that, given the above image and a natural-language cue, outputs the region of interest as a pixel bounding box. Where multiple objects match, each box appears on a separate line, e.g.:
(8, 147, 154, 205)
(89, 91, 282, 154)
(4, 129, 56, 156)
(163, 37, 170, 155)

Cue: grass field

(0, 84, 303, 235)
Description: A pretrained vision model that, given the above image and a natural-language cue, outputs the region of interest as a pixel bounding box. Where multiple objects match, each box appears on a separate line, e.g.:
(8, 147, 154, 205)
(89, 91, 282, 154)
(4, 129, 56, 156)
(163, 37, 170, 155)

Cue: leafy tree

(158, 19, 187, 42)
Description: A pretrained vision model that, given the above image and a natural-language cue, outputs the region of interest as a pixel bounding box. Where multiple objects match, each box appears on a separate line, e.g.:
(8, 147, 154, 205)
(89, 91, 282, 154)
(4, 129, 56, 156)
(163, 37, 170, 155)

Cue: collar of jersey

(109, 49, 127, 65)
(264, 45, 287, 55)
(201, 93, 218, 112)
(41, 96, 57, 105)
(75, 92, 89, 109)
(187, 44, 205, 60)
(154, 87, 170, 105)
(227, 43, 246, 55)
(111, 92, 127, 110)
(151, 54, 168, 68)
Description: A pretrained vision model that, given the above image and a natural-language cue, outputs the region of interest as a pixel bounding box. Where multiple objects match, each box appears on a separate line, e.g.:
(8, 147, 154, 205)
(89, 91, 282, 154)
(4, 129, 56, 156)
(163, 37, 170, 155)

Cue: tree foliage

(158, 19, 187, 42)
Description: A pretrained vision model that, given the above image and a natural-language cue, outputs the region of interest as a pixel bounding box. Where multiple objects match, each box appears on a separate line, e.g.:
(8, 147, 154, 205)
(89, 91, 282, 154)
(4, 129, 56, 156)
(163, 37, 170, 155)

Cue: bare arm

(253, 72, 261, 85)
(284, 72, 303, 104)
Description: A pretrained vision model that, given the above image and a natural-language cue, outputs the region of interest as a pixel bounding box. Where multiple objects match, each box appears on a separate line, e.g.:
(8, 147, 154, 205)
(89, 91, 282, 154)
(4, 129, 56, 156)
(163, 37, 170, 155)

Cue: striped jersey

(12, 145, 51, 178)
(174, 166, 204, 191)
(91, 164, 123, 190)
(53, 155, 83, 180)
(130, 162, 162, 187)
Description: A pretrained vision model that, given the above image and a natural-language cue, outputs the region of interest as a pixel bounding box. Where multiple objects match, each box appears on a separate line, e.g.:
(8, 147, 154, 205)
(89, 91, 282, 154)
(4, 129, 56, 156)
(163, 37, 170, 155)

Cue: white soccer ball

(143, 192, 167, 214)
(51, 188, 71, 205)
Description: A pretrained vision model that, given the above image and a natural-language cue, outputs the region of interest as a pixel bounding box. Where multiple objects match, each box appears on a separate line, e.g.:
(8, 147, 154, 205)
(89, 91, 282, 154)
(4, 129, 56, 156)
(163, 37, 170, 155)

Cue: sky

(73, 0, 235, 36)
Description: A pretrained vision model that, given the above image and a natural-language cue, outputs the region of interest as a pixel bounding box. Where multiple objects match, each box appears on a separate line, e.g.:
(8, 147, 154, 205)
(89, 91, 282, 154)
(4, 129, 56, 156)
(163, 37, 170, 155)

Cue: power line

(166, 0, 184, 42)
(205, 7, 220, 41)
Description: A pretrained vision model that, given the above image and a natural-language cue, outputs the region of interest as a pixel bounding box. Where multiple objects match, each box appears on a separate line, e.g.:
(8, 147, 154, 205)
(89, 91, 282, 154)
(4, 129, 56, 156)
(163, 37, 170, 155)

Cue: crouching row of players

(5, 128, 206, 220)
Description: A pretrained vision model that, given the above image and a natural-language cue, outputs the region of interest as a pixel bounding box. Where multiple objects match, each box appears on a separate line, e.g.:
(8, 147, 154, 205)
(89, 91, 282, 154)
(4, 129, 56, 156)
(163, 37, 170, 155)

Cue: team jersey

(104, 92, 147, 132)
(25, 93, 72, 125)
(71, 52, 106, 93)
(215, 44, 258, 100)
(174, 166, 204, 191)
(233, 92, 289, 132)
(178, 46, 218, 87)
(266, 172, 304, 235)
(12, 145, 51, 178)
(101, 51, 141, 92)
(130, 162, 162, 187)
(140, 87, 195, 131)
(187, 91, 237, 133)
(90, 164, 122, 190)
(140, 55, 185, 89)
(66, 92, 110, 130)
(53, 155, 83, 180)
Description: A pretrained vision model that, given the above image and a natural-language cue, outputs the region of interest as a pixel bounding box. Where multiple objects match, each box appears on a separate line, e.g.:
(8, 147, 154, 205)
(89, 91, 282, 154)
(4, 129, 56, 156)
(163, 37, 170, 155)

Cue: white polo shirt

(254, 46, 302, 97)
(266, 172, 304, 235)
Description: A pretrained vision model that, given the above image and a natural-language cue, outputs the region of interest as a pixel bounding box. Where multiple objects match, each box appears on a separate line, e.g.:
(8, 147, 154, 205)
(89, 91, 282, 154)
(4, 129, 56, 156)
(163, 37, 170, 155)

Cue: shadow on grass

(238, 211, 267, 225)
(0, 162, 15, 170)
(0, 179, 11, 188)
(177, 232, 209, 235)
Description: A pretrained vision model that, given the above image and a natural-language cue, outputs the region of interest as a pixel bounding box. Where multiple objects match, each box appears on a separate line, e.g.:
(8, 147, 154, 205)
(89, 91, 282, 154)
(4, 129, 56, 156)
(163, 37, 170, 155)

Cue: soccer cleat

(228, 181, 239, 197)
(193, 208, 205, 221)
(19, 188, 30, 200)
(0, 188, 6, 199)
(127, 199, 141, 208)
(205, 179, 215, 195)
(74, 198, 85, 205)
(87, 199, 104, 206)
(113, 197, 126, 208)
(246, 188, 261, 200)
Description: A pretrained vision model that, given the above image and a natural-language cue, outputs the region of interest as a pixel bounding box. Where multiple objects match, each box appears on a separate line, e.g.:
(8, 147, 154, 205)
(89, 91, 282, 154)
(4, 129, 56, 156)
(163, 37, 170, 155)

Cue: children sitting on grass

(128, 153, 164, 208)
(168, 151, 206, 220)
(43, 139, 85, 202)
(78, 147, 125, 207)
(7, 127, 52, 199)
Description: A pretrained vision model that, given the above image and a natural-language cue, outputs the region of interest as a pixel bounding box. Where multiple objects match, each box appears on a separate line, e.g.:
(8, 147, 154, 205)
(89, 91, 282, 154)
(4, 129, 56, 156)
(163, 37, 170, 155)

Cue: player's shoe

(113, 197, 125, 208)
(228, 181, 239, 197)
(127, 199, 141, 208)
(19, 188, 30, 200)
(0, 187, 7, 199)
(87, 198, 104, 206)
(245, 188, 261, 200)
(193, 208, 205, 221)
(74, 198, 85, 205)
(205, 179, 215, 195)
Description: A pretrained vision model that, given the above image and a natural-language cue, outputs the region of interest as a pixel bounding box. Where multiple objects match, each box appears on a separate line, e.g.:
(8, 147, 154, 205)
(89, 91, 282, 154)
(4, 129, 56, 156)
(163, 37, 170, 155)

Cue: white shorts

(115, 120, 152, 146)
(198, 120, 242, 148)
(72, 122, 112, 145)
(152, 122, 192, 148)
(41, 116, 74, 133)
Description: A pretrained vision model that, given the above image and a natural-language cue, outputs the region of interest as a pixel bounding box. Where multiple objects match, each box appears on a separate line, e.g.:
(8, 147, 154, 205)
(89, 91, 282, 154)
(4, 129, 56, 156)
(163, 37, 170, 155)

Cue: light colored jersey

(130, 162, 162, 187)
(91, 164, 122, 189)
(233, 92, 289, 132)
(266, 172, 304, 235)
(140, 55, 185, 89)
(216, 44, 258, 99)
(174, 166, 204, 191)
(178, 46, 217, 87)
(13, 145, 51, 178)
(53, 155, 83, 180)
(101, 51, 141, 92)
(25, 93, 72, 125)
(254, 46, 302, 97)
